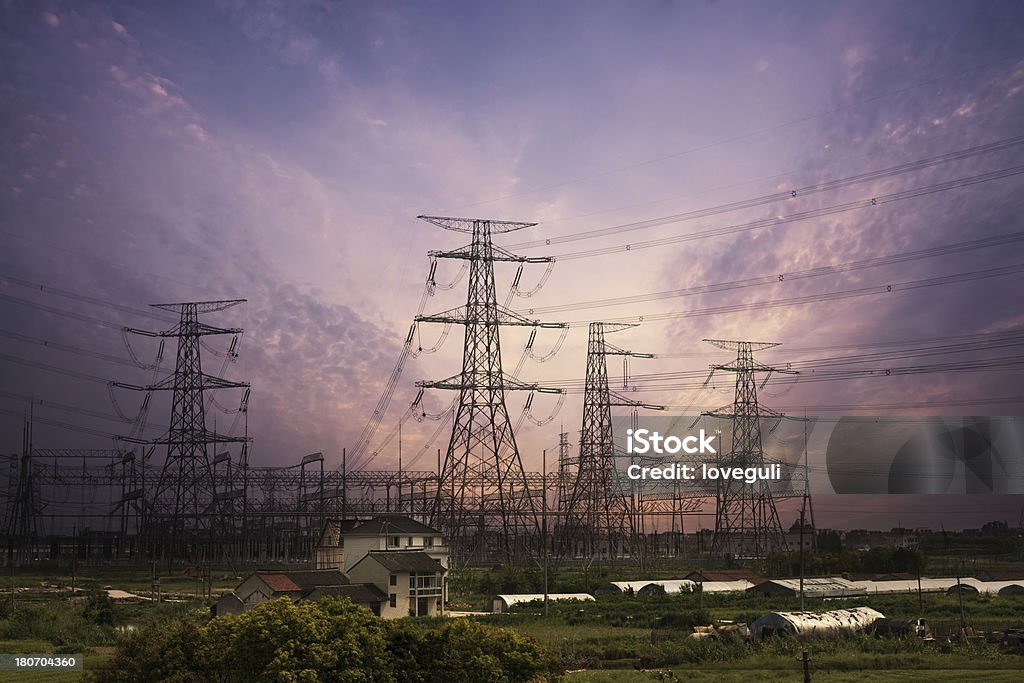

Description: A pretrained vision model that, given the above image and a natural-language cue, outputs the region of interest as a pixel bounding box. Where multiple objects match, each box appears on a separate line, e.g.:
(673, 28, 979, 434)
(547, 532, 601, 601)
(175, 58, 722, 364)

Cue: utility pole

(416, 215, 565, 562)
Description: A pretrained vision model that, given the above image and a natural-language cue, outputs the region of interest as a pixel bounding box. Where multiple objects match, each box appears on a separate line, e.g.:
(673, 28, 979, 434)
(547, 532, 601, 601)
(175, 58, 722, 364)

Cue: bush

(389, 618, 561, 683)
(83, 590, 117, 625)
(88, 598, 563, 682)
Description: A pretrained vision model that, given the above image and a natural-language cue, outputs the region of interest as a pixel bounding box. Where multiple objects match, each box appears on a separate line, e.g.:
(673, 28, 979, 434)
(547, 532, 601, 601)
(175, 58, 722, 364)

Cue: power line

(543, 165, 1024, 262)
(561, 261, 1024, 326)
(525, 230, 1024, 315)
(0, 274, 177, 323)
(507, 135, 1024, 250)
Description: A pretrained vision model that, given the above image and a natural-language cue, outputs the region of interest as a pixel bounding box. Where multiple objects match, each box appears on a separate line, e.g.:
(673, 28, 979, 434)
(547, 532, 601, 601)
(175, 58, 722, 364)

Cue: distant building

(684, 569, 766, 584)
(217, 516, 449, 620)
(784, 521, 816, 552)
(489, 594, 595, 613)
(751, 607, 884, 638)
(314, 519, 361, 570)
(234, 569, 350, 606)
(214, 569, 351, 616)
(749, 577, 866, 599)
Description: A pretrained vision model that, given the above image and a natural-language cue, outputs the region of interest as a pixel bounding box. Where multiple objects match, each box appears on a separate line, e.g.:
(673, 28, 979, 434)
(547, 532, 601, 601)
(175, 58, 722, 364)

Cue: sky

(2, 0, 1023, 531)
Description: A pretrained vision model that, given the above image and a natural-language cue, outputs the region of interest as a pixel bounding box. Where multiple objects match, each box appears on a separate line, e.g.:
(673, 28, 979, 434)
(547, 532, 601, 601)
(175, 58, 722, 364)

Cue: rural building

(212, 592, 245, 616)
(784, 521, 816, 552)
(304, 584, 389, 616)
(596, 581, 653, 595)
(347, 549, 447, 618)
(489, 593, 595, 613)
(637, 579, 757, 596)
(749, 577, 866, 598)
(974, 570, 1024, 582)
(684, 569, 765, 584)
(751, 607, 885, 638)
(214, 569, 351, 616)
(313, 518, 361, 570)
(637, 580, 696, 596)
(218, 516, 449, 620)
(232, 569, 349, 606)
(853, 578, 956, 595)
(341, 516, 448, 572)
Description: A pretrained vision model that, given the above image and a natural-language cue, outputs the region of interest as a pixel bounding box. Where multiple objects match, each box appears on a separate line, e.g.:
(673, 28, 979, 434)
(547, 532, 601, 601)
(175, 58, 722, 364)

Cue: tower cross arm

(608, 391, 664, 409)
(151, 299, 245, 314)
(703, 338, 781, 352)
(416, 306, 567, 328)
(417, 215, 537, 233)
(124, 323, 244, 338)
(417, 375, 563, 393)
(429, 244, 552, 264)
(111, 374, 250, 392)
(702, 403, 786, 419)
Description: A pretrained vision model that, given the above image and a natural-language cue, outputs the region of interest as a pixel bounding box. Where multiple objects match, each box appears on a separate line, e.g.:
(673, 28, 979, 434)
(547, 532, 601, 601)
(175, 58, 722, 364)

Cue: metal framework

(416, 215, 565, 562)
(560, 322, 660, 560)
(115, 300, 250, 565)
(3, 416, 38, 565)
(703, 339, 796, 558)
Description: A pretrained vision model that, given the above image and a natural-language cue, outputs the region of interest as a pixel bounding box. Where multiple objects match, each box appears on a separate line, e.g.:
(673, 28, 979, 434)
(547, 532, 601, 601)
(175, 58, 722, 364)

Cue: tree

(388, 619, 560, 683)
(88, 598, 562, 682)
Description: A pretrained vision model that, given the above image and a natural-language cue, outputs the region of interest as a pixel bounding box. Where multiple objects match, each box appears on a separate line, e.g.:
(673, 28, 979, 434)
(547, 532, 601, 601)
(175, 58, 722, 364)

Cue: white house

(346, 550, 447, 618)
(341, 516, 448, 572)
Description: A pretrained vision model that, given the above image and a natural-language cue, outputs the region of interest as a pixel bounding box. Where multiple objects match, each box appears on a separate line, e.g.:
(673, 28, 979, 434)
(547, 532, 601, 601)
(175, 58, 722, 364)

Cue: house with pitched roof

(340, 515, 448, 572)
(347, 550, 447, 618)
(217, 516, 449, 619)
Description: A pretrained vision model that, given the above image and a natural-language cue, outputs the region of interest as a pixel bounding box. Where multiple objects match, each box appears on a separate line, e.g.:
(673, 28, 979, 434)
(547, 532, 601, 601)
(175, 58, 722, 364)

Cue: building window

(390, 536, 400, 547)
(425, 536, 434, 548)
(389, 574, 397, 586)
(408, 536, 414, 546)
(389, 594, 396, 608)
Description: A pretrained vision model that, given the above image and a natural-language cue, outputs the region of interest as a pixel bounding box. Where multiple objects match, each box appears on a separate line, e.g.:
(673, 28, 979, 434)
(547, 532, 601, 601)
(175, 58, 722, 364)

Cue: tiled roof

(258, 574, 301, 593)
(255, 570, 348, 593)
(284, 570, 350, 590)
(353, 550, 444, 573)
(308, 583, 388, 603)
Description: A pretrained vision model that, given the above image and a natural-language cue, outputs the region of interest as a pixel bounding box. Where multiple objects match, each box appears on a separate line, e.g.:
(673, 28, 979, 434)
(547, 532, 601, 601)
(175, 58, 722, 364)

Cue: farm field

(0, 563, 1021, 681)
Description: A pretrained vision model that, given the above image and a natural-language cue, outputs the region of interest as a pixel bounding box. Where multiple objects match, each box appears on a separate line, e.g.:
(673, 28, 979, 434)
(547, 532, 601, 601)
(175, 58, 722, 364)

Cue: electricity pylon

(5, 414, 38, 565)
(116, 300, 249, 566)
(416, 215, 565, 562)
(703, 339, 795, 558)
(562, 322, 660, 561)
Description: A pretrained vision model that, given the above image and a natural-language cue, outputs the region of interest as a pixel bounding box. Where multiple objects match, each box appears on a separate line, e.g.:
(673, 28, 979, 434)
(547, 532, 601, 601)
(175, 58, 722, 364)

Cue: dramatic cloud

(2, 1, 1022, 529)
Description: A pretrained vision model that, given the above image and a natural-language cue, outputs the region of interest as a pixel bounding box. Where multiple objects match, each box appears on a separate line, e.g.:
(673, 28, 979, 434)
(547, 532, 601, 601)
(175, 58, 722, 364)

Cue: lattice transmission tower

(703, 339, 795, 558)
(4, 414, 38, 565)
(562, 322, 659, 560)
(116, 300, 249, 565)
(416, 215, 565, 562)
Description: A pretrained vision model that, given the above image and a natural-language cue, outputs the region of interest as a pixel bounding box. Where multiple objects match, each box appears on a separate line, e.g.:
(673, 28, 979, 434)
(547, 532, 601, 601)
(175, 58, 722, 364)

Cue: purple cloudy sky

(2, 1, 1023, 530)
